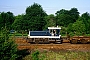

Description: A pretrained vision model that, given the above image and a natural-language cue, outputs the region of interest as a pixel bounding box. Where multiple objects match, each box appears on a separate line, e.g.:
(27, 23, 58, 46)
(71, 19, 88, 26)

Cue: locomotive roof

(48, 27, 61, 29)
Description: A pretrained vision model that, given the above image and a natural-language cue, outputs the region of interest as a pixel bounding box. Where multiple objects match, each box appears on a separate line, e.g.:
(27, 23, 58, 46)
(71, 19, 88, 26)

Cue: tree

(88, 19, 90, 33)
(0, 12, 15, 30)
(55, 9, 70, 27)
(67, 23, 73, 33)
(55, 9, 69, 15)
(0, 27, 17, 60)
(25, 3, 47, 31)
(80, 12, 90, 33)
(56, 14, 72, 27)
(81, 12, 90, 20)
(67, 20, 86, 36)
(44, 14, 56, 30)
(69, 8, 79, 22)
(12, 14, 26, 32)
(72, 20, 86, 36)
(55, 8, 79, 27)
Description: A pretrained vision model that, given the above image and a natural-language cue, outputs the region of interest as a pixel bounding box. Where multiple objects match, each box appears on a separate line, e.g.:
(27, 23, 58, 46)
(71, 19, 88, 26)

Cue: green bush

(32, 50, 40, 60)
(0, 28, 18, 60)
(31, 50, 45, 60)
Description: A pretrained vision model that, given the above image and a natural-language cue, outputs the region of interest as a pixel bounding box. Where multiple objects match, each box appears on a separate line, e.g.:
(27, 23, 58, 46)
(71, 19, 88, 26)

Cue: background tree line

(0, 3, 90, 36)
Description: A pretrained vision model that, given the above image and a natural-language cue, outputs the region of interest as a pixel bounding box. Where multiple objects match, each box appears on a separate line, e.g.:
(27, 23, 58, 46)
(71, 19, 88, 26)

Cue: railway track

(15, 37, 90, 52)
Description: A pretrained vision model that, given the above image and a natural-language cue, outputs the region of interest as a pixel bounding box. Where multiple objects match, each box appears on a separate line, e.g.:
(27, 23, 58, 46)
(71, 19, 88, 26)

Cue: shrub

(32, 50, 40, 60)
(0, 27, 18, 60)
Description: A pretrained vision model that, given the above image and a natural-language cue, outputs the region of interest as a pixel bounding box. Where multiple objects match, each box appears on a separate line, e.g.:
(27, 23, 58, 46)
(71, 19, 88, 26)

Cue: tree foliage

(80, 12, 90, 33)
(12, 14, 26, 31)
(67, 23, 73, 33)
(11, 3, 47, 31)
(25, 3, 47, 31)
(56, 14, 72, 27)
(69, 8, 79, 22)
(66, 12, 90, 36)
(0, 27, 17, 60)
(88, 19, 90, 33)
(0, 3, 90, 36)
(44, 14, 56, 30)
(0, 12, 15, 30)
(67, 20, 86, 36)
(55, 8, 79, 27)
(72, 20, 86, 35)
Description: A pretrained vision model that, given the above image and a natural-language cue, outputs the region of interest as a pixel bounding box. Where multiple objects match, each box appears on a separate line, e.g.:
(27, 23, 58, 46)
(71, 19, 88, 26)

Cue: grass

(9, 33, 28, 37)
(22, 49, 90, 60)
(85, 34, 90, 36)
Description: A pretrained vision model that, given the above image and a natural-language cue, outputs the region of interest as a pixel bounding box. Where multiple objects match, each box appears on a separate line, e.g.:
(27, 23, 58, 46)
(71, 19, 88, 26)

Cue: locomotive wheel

(70, 39, 77, 44)
(55, 39, 62, 44)
(55, 40, 62, 44)
(81, 39, 87, 44)
(35, 38, 39, 44)
(26, 38, 33, 43)
(43, 38, 49, 43)
(35, 40, 39, 44)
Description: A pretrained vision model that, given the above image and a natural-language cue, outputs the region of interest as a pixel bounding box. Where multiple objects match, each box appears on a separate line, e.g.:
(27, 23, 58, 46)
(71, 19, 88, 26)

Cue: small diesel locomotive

(27, 26, 62, 44)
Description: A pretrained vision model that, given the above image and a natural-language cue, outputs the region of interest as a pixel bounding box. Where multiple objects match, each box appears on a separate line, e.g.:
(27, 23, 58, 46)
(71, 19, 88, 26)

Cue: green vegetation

(9, 33, 28, 37)
(1, 2, 90, 60)
(0, 28, 18, 60)
(32, 50, 40, 60)
(0, 3, 90, 36)
(12, 3, 47, 31)
(44, 14, 56, 30)
(0, 12, 15, 30)
(23, 50, 90, 60)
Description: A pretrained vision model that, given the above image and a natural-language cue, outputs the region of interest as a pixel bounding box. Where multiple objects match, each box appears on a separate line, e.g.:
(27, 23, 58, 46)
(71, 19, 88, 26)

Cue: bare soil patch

(15, 37, 90, 52)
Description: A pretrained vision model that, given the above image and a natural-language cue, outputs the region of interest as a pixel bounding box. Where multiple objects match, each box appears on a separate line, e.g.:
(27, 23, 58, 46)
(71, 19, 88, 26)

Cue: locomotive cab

(48, 27, 61, 40)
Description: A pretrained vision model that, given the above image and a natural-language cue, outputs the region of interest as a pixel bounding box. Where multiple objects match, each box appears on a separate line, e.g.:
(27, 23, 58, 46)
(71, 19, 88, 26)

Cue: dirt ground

(15, 37, 90, 52)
